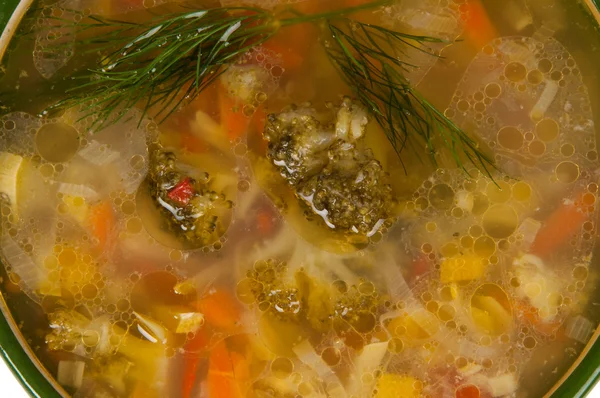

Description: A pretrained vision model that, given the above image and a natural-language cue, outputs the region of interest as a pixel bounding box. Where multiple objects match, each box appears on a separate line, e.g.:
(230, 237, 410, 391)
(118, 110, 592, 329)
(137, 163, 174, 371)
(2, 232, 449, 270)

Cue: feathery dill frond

(45, 8, 276, 131)
(325, 18, 495, 177)
(44, 1, 393, 132)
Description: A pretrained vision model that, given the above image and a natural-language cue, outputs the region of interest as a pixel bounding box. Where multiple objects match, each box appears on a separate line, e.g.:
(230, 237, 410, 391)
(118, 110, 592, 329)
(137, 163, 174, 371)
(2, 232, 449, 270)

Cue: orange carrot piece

(89, 200, 115, 250)
(219, 87, 251, 142)
(256, 209, 275, 235)
(207, 340, 249, 398)
(180, 130, 207, 153)
(514, 299, 564, 337)
(198, 289, 241, 332)
(460, 0, 498, 50)
(181, 329, 209, 398)
(456, 384, 481, 398)
(529, 192, 589, 258)
(261, 39, 305, 70)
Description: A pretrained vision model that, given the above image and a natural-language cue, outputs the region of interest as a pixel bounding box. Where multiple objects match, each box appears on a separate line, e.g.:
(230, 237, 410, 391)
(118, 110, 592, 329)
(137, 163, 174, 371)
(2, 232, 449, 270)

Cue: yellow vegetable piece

(375, 374, 422, 398)
(61, 195, 89, 224)
(440, 254, 486, 284)
(387, 310, 440, 341)
(471, 295, 512, 335)
(0, 152, 23, 214)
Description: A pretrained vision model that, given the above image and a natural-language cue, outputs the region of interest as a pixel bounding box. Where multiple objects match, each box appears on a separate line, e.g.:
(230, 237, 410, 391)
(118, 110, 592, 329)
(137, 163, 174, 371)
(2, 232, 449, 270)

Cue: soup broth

(1, 0, 600, 397)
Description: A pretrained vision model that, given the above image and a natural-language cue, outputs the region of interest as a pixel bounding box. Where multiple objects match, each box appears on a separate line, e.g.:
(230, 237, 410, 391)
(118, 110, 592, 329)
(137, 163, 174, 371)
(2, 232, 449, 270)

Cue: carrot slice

(529, 192, 590, 258)
(181, 328, 209, 398)
(261, 39, 305, 70)
(198, 289, 241, 332)
(208, 339, 249, 398)
(219, 86, 252, 142)
(460, 0, 498, 50)
(88, 200, 115, 250)
(456, 384, 481, 398)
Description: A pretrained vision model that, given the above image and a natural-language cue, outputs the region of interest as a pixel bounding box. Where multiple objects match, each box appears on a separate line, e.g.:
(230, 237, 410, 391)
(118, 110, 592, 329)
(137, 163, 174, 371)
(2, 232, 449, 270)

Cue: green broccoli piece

(263, 97, 392, 236)
(46, 309, 168, 392)
(147, 149, 232, 246)
(246, 259, 383, 338)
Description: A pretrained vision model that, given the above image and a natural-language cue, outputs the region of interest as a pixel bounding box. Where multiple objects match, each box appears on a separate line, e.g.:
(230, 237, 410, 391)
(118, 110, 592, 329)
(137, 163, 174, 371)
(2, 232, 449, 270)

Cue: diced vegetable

(461, 0, 498, 49)
(529, 193, 588, 257)
(207, 336, 259, 398)
(167, 178, 196, 206)
(57, 360, 86, 390)
(133, 311, 168, 344)
(0, 152, 22, 212)
(455, 384, 481, 398)
(46, 309, 168, 389)
(516, 218, 541, 251)
(88, 200, 116, 250)
(348, 342, 389, 396)
(486, 373, 518, 397)
(530, 80, 559, 121)
(219, 86, 254, 141)
(181, 329, 209, 398)
(175, 312, 205, 334)
(374, 374, 422, 398)
(197, 288, 242, 332)
(565, 315, 595, 344)
(78, 140, 120, 165)
(292, 339, 345, 397)
(440, 254, 486, 283)
(387, 310, 440, 340)
(471, 296, 512, 335)
(1, 234, 46, 294)
(513, 254, 563, 322)
(61, 194, 90, 224)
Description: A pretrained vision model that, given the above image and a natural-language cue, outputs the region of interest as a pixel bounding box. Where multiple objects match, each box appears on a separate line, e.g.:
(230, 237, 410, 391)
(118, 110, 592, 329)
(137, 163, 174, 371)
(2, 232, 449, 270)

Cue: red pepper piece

(168, 178, 195, 206)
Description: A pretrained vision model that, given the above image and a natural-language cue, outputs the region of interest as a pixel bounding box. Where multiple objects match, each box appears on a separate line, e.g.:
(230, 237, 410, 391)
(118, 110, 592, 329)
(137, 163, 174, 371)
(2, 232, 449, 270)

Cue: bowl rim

(0, 0, 600, 397)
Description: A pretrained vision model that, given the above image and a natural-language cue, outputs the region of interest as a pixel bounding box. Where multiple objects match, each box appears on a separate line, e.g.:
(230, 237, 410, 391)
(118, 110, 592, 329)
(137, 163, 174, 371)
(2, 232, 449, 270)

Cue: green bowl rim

(0, 0, 600, 397)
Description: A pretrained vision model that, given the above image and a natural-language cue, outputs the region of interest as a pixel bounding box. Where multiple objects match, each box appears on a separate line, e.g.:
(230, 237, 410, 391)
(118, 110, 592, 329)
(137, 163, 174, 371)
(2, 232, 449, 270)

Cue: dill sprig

(45, 1, 392, 131)
(325, 18, 495, 176)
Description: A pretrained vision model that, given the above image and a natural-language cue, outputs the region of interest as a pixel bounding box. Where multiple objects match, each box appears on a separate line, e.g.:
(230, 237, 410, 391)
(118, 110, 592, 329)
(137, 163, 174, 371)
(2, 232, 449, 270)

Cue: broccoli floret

(46, 309, 168, 392)
(299, 142, 392, 235)
(263, 97, 392, 236)
(148, 149, 232, 246)
(263, 105, 336, 186)
(245, 258, 383, 337)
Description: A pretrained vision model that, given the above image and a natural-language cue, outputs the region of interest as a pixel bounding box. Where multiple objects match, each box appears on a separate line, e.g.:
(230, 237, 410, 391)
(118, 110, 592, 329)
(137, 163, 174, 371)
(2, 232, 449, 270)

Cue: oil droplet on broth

(573, 265, 589, 281)
(485, 83, 502, 98)
(535, 118, 559, 142)
(497, 126, 523, 150)
(527, 70, 544, 85)
(504, 62, 527, 82)
(555, 161, 580, 183)
(482, 204, 518, 239)
(36, 123, 80, 163)
(523, 336, 537, 349)
(429, 184, 455, 210)
(512, 182, 531, 201)
(474, 236, 496, 257)
(486, 181, 511, 203)
(321, 347, 341, 366)
(271, 357, 293, 379)
(538, 58, 553, 73)
(528, 140, 546, 156)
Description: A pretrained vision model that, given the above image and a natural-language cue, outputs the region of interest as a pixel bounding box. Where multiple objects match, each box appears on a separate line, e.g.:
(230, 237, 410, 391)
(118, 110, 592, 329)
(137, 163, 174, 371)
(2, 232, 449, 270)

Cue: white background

(1, 359, 600, 397)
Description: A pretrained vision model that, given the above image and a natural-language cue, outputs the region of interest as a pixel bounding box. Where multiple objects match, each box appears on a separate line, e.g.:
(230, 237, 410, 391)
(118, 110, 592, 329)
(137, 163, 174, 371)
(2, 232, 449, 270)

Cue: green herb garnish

(325, 18, 495, 177)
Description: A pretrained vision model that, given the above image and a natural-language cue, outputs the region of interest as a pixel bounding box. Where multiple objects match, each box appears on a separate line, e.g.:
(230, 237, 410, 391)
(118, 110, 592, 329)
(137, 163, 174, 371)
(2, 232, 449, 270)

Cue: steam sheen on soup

(0, 0, 600, 397)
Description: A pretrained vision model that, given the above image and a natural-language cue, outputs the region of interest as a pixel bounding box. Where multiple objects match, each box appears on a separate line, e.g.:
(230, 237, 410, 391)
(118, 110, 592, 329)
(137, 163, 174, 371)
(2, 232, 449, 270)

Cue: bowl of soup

(1, 0, 600, 397)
